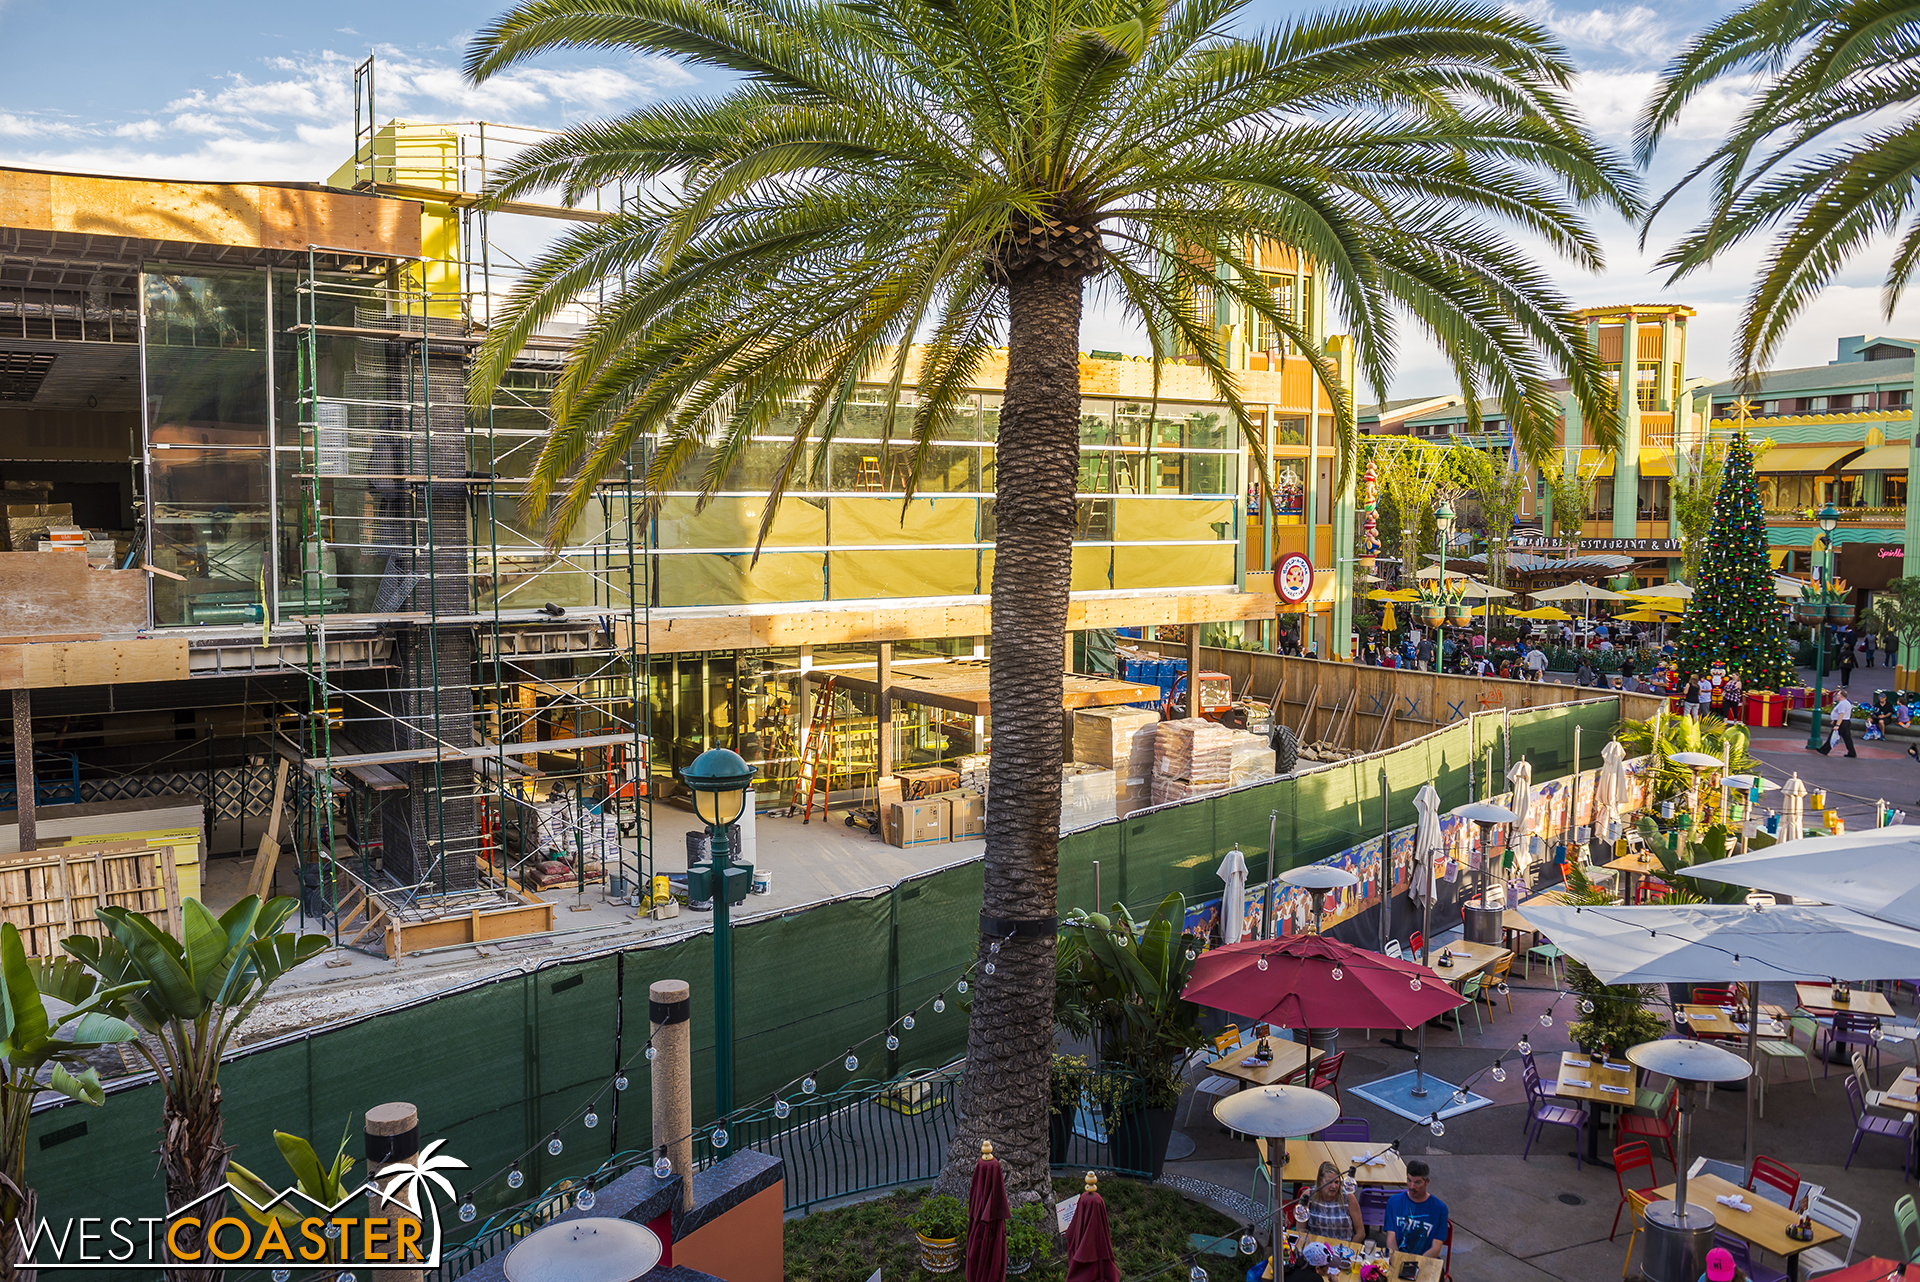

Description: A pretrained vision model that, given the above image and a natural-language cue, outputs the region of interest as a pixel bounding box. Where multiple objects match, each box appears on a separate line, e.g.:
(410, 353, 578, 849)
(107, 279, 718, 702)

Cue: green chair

(1755, 1015, 1820, 1117)
(1633, 1073, 1675, 1118)
(1454, 975, 1485, 1043)
(1527, 938, 1566, 984)
(1896, 1194, 1920, 1263)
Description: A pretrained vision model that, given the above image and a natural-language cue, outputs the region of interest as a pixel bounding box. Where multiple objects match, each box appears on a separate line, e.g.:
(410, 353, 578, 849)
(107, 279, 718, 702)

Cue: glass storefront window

(146, 267, 272, 626)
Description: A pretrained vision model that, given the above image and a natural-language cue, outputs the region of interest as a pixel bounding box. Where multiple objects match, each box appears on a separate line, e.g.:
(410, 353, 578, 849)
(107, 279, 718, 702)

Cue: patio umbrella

(1218, 846, 1250, 945)
(1614, 608, 1682, 623)
(1454, 579, 1515, 598)
(1774, 575, 1808, 598)
(1509, 606, 1573, 621)
(1064, 1172, 1118, 1282)
(966, 1140, 1008, 1282)
(1506, 758, 1535, 877)
(1633, 581, 1694, 601)
(1593, 740, 1628, 842)
(1531, 581, 1636, 602)
(1781, 774, 1808, 843)
(1410, 783, 1443, 920)
(1381, 601, 1397, 632)
(1369, 587, 1419, 601)
(1181, 934, 1465, 1031)
(1686, 825, 1920, 929)
(1520, 902, 1920, 986)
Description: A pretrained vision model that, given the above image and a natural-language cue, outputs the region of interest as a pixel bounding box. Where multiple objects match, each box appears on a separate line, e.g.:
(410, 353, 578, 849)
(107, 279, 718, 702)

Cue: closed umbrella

(966, 1141, 1008, 1282)
(1218, 846, 1250, 945)
(1781, 774, 1808, 843)
(1381, 601, 1397, 632)
(1181, 934, 1465, 1032)
(1064, 1172, 1118, 1282)
(1506, 758, 1535, 879)
(1410, 783, 1443, 920)
(1593, 740, 1628, 843)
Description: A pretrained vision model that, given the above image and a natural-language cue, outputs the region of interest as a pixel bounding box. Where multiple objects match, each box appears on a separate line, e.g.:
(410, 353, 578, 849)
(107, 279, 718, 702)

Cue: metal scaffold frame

(289, 85, 653, 955)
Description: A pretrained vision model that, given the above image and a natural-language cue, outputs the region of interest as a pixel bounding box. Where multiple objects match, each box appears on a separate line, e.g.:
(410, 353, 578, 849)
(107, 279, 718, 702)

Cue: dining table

(1648, 1172, 1841, 1281)
(1602, 847, 1663, 904)
(1259, 1231, 1442, 1282)
(1427, 940, 1513, 1024)
(1210, 1036, 1324, 1089)
(1795, 984, 1895, 1018)
(1262, 1136, 1409, 1187)
(1552, 1050, 1638, 1167)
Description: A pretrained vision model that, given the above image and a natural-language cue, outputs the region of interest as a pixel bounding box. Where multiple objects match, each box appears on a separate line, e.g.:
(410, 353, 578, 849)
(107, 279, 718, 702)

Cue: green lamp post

(1802, 502, 1842, 751)
(683, 747, 757, 1117)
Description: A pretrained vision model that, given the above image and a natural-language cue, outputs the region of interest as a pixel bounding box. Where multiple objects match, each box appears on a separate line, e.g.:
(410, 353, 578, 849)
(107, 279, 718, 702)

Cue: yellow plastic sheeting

(655, 496, 826, 550)
(1113, 543, 1235, 590)
(656, 551, 825, 606)
(829, 548, 979, 598)
(831, 496, 979, 546)
(1113, 496, 1236, 541)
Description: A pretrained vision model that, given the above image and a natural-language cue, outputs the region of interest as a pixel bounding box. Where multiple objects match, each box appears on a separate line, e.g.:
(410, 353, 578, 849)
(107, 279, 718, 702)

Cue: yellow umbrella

(1368, 587, 1419, 601)
(1620, 601, 1685, 617)
(1614, 608, 1679, 623)
(1509, 605, 1574, 621)
(1381, 602, 1398, 631)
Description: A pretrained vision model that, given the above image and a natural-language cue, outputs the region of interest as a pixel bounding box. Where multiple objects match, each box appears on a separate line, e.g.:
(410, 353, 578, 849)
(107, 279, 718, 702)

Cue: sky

(0, 0, 1911, 396)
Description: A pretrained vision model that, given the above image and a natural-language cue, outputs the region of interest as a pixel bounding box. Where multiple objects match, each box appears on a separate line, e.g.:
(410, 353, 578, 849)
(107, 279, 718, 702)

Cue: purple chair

(1357, 1188, 1393, 1231)
(1714, 1232, 1789, 1282)
(1319, 1117, 1371, 1142)
(1826, 1012, 1882, 1079)
(1845, 1074, 1916, 1173)
(1523, 1074, 1590, 1168)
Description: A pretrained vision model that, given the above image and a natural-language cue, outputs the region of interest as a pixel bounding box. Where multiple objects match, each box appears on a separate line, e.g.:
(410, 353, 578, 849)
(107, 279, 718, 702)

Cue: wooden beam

(12, 689, 33, 852)
(0, 638, 190, 690)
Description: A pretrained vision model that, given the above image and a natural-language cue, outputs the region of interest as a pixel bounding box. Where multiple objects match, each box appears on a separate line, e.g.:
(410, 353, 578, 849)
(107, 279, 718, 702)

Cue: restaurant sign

(1511, 535, 1681, 553)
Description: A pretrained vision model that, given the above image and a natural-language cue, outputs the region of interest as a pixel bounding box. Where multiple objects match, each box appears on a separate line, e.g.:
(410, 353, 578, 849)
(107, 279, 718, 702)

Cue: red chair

(1612, 1142, 1659, 1239)
(1409, 931, 1426, 960)
(1618, 1085, 1679, 1168)
(1286, 1050, 1348, 1108)
(1693, 985, 1738, 1006)
(1748, 1155, 1800, 1209)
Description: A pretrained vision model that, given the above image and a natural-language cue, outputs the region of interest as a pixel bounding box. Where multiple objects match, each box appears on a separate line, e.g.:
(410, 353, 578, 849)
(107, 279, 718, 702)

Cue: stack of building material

(1073, 706, 1161, 818)
(952, 753, 991, 794)
(1060, 763, 1118, 831)
(1150, 719, 1233, 806)
(1229, 731, 1275, 788)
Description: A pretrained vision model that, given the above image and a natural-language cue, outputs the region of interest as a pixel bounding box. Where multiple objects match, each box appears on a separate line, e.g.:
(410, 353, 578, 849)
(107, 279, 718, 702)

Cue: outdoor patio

(1163, 906, 1918, 1280)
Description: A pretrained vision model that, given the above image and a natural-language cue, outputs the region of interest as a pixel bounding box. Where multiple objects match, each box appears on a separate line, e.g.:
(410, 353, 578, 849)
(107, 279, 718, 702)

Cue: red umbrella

(965, 1140, 1008, 1282)
(1811, 1261, 1909, 1282)
(1065, 1171, 1118, 1282)
(1181, 933, 1466, 1030)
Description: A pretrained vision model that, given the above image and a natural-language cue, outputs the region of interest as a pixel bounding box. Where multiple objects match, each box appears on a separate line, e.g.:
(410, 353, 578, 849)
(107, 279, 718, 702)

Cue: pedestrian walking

(1820, 690, 1858, 757)
(1839, 640, 1856, 688)
(1862, 629, 1876, 668)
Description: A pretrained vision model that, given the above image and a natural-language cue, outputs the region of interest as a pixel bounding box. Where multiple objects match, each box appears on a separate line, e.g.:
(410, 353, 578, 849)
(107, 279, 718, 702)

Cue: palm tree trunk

(162, 1077, 229, 1282)
(936, 265, 1083, 1203)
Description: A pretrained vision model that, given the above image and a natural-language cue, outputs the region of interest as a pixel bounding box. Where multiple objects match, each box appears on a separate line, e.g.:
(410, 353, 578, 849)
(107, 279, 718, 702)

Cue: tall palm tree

(465, 0, 1634, 1198)
(1637, 0, 1920, 373)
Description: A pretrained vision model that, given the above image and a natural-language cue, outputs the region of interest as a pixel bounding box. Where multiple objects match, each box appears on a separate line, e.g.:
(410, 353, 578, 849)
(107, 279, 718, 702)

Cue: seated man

(1384, 1160, 1449, 1261)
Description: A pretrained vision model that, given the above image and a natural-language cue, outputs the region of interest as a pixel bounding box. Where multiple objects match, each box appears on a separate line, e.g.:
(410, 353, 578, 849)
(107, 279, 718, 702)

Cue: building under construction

(0, 87, 1302, 960)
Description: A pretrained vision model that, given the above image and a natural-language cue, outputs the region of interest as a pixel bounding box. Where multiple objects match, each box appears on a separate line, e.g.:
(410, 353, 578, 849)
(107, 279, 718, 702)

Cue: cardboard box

(896, 766, 959, 800)
(888, 797, 951, 846)
(950, 788, 986, 838)
(1073, 705, 1162, 768)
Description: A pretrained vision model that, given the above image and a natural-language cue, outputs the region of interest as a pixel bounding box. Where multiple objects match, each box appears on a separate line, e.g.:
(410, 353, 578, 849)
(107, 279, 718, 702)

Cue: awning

(1593, 447, 1671, 478)
(823, 659, 1160, 717)
(1755, 444, 1861, 474)
(1841, 443, 1911, 472)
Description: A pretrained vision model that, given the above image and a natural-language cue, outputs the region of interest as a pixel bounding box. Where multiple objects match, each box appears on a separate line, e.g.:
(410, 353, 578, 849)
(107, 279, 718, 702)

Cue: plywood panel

(0, 637, 189, 689)
(0, 552, 146, 637)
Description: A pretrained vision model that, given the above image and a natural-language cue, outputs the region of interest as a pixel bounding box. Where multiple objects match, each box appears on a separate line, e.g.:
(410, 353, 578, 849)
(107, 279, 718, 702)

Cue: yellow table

(1602, 849, 1662, 903)
(1554, 1051, 1638, 1165)
(1678, 1004, 1785, 1042)
(1211, 1036, 1323, 1088)
(1259, 1232, 1441, 1282)
(1263, 1137, 1409, 1186)
(1649, 1173, 1840, 1280)
(1795, 984, 1895, 1018)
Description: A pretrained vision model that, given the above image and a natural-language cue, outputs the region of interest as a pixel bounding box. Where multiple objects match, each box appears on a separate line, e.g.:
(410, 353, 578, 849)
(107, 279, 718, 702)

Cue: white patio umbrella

(1774, 575, 1808, 599)
(1506, 758, 1535, 877)
(1532, 581, 1636, 602)
(1687, 825, 1920, 929)
(1593, 740, 1629, 842)
(1632, 581, 1694, 602)
(1410, 784, 1443, 923)
(1780, 774, 1808, 843)
(1524, 899, 1920, 1173)
(1218, 845, 1250, 945)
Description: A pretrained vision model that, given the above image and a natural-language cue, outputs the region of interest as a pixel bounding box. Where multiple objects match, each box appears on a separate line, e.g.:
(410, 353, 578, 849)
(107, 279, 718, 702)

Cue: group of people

(1284, 1158, 1447, 1279)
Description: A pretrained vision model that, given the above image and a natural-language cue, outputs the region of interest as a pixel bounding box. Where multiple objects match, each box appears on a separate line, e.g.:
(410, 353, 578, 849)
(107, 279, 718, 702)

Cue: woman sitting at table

(1303, 1160, 1363, 1242)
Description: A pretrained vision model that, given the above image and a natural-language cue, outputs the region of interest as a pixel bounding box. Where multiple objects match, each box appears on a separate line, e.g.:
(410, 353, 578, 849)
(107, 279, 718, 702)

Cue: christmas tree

(1675, 430, 1795, 689)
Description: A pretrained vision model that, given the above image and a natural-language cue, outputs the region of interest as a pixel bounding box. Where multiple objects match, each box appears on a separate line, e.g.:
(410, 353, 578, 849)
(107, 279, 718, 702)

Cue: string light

(459, 1195, 476, 1223)
(902, 1013, 916, 1030)
(547, 1133, 563, 1156)
(576, 1181, 597, 1212)
(934, 996, 947, 1014)
(645, 1041, 657, 1062)
(711, 1124, 729, 1149)
(584, 1109, 598, 1129)
(803, 1074, 819, 1094)
(845, 1050, 860, 1072)
(614, 1072, 629, 1092)
(654, 1149, 673, 1180)
(507, 1162, 524, 1190)
(886, 1034, 900, 1051)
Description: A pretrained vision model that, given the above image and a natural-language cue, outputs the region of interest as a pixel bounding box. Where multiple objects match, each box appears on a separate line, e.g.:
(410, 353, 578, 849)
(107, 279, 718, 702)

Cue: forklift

(1160, 671, 1250, 729)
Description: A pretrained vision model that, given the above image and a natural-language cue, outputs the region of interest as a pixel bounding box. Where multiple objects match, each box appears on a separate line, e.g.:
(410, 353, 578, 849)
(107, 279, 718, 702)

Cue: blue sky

(1, 0, 1911, 393)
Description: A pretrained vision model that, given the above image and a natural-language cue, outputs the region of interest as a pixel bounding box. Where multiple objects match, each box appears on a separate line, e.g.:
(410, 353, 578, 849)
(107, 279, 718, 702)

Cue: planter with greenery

(1006, 1201, 1053, 1275)
(908, 1193, 968, 1273)
(1055, 893, 1204, 1180)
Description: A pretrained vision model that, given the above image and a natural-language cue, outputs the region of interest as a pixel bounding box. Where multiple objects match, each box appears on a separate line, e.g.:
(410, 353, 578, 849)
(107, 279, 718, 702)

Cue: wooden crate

(0, 840, 181, 956)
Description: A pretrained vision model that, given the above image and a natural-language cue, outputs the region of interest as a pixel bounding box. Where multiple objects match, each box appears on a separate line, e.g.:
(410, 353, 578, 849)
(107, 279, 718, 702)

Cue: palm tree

(1637, 0, 1920, 372)
(62, 898, 327, 1282)
(464, 0, 1635, 1198)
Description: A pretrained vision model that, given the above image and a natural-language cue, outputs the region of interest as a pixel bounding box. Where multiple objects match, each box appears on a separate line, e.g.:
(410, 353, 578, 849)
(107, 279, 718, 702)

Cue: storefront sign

(1510, 535, 1681, 553)
(1880, 547, 1905, 558)
(1273, 553, 1314, 604)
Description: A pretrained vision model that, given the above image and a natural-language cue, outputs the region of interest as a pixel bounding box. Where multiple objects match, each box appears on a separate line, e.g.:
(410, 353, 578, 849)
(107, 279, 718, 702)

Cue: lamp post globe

(685, 748, 755, 827)
(1817, 502, 1840, 534)
(681, 747, 757, 1118)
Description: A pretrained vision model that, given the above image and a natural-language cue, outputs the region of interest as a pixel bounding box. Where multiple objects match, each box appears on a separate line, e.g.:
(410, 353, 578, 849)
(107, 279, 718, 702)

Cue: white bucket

(752, 869, 772, 895)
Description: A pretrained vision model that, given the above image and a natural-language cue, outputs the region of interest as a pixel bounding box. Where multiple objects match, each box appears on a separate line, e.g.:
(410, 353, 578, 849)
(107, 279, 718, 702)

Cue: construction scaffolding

(287, 76, 653, 956)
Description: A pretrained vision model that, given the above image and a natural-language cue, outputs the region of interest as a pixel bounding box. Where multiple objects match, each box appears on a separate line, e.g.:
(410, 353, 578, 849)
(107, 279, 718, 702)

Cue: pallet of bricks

(1150, 719, 1233, 805)
(1068, 706, 1160, 827)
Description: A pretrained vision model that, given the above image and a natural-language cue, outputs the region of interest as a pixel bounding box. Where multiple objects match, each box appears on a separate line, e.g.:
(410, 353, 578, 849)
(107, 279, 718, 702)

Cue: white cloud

(1504, 0, 1686, 67)
(0, 111, 84, 139)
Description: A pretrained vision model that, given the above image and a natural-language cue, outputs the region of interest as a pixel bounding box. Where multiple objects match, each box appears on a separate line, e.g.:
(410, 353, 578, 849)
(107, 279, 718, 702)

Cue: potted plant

(1007, 1202, 1052, 1275)
(909, 1193, 968, 1273)
(1055, 892, 1206, 1180)
(1048, 1054, 1089, 1163)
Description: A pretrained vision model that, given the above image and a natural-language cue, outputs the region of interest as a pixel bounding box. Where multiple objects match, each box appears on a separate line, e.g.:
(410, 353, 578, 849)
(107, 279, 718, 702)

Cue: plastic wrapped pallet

(1060, 763, 1118, 831)
(1151, 719, 1232, 782)
(1228, 730, 1275, 788)
(953, 753, 991, 795)
(1072, 705, 1161, 767)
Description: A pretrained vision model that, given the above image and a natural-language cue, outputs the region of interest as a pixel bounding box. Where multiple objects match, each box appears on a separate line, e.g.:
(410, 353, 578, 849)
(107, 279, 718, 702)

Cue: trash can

(1746, 690, 1786, 727)
(1639, 1200, 1715, 1282)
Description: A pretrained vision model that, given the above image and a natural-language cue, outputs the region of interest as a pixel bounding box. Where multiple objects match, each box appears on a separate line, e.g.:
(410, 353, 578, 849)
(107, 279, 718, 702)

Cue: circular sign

(1274, 554, 1315, 605)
